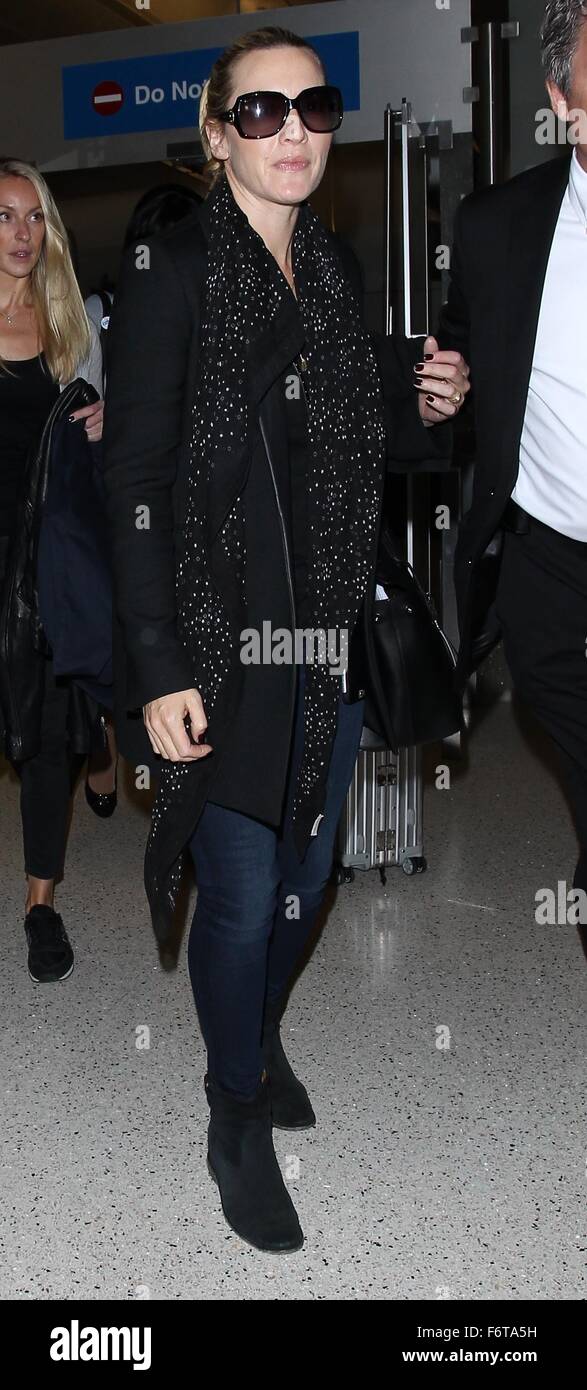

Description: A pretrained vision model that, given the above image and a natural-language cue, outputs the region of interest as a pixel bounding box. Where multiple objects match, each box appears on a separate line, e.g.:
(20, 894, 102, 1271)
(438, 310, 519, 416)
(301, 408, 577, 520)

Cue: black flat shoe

(24, 905, 74, 984)
(86, 711, 117, 817)
(85, 770, 117, 818)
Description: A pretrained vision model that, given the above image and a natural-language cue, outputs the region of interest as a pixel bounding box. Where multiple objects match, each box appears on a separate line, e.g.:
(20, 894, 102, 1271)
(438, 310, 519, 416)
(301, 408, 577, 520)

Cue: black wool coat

(437, 154, 572, 687)
(102, 197, 451, 842)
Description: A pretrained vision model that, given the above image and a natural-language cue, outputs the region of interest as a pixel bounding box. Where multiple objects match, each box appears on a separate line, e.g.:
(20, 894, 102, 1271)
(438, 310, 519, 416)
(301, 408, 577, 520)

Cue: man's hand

(143, 688, 212, 761)
(414, 336, 471, 425)
(70, 400, 104, 442)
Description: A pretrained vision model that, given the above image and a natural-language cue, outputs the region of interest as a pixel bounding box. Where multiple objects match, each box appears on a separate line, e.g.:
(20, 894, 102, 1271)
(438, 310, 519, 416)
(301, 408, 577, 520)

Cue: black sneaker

(24, 905, 74, 983)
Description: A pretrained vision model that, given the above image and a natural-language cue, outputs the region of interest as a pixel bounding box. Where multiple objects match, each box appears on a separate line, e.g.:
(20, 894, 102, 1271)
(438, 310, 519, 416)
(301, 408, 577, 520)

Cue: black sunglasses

(219, 85, 344, 140)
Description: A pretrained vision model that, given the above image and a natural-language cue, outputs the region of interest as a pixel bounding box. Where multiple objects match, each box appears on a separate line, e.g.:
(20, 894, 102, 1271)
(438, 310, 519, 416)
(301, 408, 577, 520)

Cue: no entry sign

(63, 36, 360, 140)
(91, 80, 124, 116)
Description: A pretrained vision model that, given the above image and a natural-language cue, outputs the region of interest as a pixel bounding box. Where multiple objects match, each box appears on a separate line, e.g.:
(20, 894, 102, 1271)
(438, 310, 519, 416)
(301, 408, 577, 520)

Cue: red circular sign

(92, 81, 124, 117)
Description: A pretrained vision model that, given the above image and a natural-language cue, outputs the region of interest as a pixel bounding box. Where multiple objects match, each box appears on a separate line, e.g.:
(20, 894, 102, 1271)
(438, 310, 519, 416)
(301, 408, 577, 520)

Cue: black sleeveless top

(0, 353, 59, 545)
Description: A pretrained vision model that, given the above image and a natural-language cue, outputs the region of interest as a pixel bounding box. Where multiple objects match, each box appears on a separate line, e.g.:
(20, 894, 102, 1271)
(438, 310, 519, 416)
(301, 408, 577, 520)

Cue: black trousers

(12, 660, 81, 881)
(1, 534, 80, 881)
(495, 516, 587, 889)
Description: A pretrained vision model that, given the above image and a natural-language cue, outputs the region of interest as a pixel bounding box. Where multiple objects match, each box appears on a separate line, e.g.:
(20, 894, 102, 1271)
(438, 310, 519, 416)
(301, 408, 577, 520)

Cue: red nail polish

(426, 394, 436, 404)
(424, 353, 434, 360)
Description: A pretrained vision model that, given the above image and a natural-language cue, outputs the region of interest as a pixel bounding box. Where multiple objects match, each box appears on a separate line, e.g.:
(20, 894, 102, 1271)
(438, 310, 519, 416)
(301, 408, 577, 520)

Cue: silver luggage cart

(337, 737, 425, 884)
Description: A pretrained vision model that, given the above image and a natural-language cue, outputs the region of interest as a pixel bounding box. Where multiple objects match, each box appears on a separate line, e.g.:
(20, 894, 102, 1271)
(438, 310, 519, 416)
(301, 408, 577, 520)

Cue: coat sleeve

(79, 319, 104, 397)
(101, 237, 196, 710)
(371, 331, 453, 471)
(329, 231, 452, 470)
(436, 199, 471, 363)
(60, 319, 103, 396)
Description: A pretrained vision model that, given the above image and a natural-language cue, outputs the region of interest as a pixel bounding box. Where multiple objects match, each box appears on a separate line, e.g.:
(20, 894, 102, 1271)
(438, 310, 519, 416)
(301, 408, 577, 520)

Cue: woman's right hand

(143, 689, 212, 761)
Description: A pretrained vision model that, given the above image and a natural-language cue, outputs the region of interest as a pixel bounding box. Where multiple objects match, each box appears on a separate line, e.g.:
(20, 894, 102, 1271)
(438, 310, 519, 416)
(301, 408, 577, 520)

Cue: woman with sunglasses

(103, 25, 469, 1253)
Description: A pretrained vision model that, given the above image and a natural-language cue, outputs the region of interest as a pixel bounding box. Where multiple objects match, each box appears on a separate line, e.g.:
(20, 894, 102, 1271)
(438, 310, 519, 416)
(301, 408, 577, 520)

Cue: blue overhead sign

(62, 31, 360, 140)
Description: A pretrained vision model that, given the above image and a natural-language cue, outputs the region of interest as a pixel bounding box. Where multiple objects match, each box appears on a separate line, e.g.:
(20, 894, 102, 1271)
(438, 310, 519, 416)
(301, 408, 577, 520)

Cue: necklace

(0, 302, 30, 327)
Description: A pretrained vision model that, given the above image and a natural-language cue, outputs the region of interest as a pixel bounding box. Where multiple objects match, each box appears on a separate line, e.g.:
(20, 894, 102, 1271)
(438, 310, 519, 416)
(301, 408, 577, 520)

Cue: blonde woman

(0, 157, 103, 983)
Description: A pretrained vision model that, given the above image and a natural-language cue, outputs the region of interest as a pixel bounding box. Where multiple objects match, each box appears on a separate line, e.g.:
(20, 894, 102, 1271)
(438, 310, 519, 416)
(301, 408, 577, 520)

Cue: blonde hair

(0, 157, 91, 383)
(199, 26, 326, 189)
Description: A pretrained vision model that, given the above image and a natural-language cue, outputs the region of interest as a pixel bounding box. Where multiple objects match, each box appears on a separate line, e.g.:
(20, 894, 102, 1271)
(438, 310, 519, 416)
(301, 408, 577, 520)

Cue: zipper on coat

(258, 414, 298, 734)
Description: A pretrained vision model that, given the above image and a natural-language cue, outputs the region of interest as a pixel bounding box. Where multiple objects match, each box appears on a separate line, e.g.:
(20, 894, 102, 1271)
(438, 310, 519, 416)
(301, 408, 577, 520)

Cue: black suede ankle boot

(262, 994, 316, 1131)
(205, 1072, 304, 1253)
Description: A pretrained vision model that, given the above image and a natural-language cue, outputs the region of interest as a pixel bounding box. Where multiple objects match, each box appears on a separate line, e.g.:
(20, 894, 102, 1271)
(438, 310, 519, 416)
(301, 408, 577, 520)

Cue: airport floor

(1, 690, 585, 1302)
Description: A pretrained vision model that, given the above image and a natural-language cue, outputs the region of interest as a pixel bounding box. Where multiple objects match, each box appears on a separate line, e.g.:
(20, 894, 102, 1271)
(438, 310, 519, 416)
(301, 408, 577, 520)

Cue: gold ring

(450, 389, 462, 406)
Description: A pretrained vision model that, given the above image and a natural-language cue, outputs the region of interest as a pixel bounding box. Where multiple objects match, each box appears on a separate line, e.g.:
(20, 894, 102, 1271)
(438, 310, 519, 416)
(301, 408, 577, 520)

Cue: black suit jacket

(438, 154, 571, 685)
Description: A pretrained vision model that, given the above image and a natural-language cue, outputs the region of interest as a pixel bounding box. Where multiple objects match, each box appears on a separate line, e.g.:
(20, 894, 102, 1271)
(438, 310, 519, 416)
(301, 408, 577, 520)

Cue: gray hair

(541, 0, 587, 96)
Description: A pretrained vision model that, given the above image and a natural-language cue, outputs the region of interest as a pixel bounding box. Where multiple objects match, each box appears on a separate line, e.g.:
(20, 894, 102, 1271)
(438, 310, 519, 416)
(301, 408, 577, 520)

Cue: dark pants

(187, 664, 364, 1097)
(495, 517, 587, 889)
(1, 533, 78, 883)
(12, 660, 80, 881)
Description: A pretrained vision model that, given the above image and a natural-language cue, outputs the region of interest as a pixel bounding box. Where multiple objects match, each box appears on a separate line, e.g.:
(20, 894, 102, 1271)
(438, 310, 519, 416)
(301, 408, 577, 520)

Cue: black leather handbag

(343, 523, 462, 752)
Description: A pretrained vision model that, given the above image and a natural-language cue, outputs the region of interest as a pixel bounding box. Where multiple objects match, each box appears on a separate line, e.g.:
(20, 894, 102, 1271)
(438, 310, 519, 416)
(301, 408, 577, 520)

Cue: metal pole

(384, 105, 395, 336)
(400, 98, 412, 338)
(476, 19, 515, 186)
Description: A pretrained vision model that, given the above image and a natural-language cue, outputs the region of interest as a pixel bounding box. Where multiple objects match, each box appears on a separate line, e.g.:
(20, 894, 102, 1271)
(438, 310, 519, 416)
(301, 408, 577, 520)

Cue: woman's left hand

(70, 400, 104, 443)
(414, 335, 470, 425)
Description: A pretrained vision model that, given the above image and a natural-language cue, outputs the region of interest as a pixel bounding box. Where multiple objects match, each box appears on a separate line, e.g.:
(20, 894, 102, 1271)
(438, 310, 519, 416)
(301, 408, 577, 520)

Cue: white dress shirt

(512, 150, 587, 541)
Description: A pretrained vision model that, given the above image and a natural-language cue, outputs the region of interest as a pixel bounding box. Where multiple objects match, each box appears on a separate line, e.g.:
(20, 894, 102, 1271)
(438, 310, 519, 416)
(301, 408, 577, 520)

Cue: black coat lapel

(501, 155, 570, 473)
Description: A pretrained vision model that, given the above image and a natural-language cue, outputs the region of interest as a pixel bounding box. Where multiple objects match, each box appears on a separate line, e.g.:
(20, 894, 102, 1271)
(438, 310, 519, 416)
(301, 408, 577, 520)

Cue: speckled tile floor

(0, 694, 585, 1301)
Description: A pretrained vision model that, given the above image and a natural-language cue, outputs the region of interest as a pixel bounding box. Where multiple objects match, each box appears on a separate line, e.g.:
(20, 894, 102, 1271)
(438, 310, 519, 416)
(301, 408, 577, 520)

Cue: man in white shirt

(513, 145, 587, 538)
(439, 0, 587, 908)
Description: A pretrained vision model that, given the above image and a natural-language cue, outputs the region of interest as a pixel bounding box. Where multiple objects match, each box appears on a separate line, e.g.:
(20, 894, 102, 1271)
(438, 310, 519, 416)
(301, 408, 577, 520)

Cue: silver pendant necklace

(0, 303, 27, 326)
